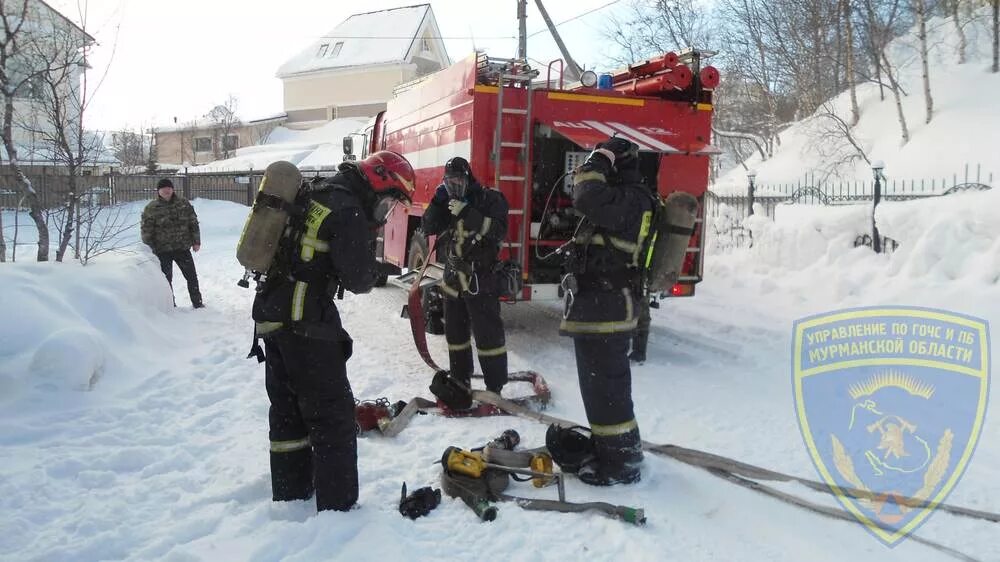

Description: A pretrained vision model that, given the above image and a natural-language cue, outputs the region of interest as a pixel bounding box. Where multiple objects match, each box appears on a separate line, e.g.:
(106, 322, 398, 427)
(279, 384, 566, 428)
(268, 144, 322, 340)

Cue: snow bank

(0, 254, 176, 405)
(709, 187, 1000, 304)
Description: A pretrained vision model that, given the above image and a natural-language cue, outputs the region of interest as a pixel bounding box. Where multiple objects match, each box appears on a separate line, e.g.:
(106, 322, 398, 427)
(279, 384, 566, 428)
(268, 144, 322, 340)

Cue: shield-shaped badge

(792, 307, 989, 546)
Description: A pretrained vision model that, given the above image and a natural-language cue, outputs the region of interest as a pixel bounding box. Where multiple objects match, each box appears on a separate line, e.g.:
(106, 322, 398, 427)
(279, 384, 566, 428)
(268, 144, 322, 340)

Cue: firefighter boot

(577, 427, 643, 486)
(270, 448, 314, 502)
(628, 330, 648, 364)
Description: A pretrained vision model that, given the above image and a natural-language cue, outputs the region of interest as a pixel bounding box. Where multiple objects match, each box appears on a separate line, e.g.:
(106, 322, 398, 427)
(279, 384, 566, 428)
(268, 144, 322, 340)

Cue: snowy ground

(1, 193, 997, 562)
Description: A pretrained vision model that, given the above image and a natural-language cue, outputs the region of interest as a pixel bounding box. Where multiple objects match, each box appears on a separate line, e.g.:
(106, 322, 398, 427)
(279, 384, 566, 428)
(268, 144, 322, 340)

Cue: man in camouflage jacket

(141, 178, 203, 308)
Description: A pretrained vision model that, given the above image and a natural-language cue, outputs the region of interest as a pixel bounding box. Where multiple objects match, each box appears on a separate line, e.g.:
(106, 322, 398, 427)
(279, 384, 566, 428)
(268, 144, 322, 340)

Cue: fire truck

(361, 49, 719, 304)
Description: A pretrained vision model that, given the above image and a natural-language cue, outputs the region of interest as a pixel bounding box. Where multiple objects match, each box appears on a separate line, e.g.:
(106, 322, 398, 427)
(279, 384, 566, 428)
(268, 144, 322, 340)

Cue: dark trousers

(156, 250, 202, 306)
(631, 298, 651, 357)
(573, 336, 635, 426)
(574, 335, 642, 470)
(264, 331, 358, 512)
(444, 291, 508, 392)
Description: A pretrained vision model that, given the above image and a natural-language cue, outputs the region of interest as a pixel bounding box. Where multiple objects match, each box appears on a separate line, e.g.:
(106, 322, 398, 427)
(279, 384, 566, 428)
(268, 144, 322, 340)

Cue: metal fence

(0, 171, 268, 210)
(705, 166, 994, 252)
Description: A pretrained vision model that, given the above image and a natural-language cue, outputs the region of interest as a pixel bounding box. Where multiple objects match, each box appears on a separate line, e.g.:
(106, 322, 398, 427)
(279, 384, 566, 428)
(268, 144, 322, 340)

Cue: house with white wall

(276, 4, 450, 129)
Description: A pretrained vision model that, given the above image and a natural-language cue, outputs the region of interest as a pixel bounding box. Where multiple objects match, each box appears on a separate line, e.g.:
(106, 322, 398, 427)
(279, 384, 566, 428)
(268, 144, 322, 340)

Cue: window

(194, 137, 212, 153)
(421, 37, 431, 52)
(15, 76, 45, 101)
(317, 43, 329, 57)
(331, 41, 344, 58)
(223, 135, 239, 151)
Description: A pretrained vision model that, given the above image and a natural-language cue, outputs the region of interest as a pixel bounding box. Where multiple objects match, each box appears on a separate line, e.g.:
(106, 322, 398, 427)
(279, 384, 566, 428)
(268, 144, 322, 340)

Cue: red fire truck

(363, 50, 719, 303)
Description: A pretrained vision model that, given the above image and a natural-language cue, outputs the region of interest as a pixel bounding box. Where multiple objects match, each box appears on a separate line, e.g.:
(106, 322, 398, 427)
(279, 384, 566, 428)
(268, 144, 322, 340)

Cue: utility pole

(517, 0, 527, 60)
(534, 0, 583, 81)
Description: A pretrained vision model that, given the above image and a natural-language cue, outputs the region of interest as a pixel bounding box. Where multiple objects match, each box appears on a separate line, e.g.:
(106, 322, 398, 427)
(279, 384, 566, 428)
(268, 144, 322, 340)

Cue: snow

(0, 194, 1000, 560)
(2, 10, 1000, 562)
(714, 14, 1000, 192)
(2, 191, 998, 561)
(276, 5, 431, 78)
(186, 117, 370, 173)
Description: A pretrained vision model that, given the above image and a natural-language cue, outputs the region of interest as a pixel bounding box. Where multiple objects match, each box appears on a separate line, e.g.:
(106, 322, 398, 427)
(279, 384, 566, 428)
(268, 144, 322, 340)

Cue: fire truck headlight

(580, 70, 598, 88)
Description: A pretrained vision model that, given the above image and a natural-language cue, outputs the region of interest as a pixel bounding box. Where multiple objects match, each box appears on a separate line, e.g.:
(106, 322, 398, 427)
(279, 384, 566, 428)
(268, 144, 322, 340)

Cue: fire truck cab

(361, 49, 719, 302)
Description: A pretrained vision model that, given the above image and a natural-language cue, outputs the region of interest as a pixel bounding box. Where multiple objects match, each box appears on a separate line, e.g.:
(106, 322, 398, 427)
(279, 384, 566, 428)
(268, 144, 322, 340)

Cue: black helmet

(545, 424, 595, 474)
(443, 156, 475, 199)
(444, 156, 471, 178)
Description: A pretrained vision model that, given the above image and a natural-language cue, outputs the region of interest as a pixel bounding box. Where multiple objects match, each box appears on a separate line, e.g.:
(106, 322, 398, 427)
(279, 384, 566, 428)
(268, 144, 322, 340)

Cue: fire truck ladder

(488, 58, 536, 267)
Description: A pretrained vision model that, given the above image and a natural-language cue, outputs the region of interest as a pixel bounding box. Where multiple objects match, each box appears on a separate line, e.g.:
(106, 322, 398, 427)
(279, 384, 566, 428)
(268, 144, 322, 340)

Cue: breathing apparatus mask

(372, 195, 401, 226)
(444, 173, 469, 200)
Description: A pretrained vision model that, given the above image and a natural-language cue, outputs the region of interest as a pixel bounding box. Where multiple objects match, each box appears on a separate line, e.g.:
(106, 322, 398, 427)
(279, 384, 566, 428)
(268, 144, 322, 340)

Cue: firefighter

(422, 156, 510, 396)
(251, 151, 415, 512)
(559, 137, 653, 486)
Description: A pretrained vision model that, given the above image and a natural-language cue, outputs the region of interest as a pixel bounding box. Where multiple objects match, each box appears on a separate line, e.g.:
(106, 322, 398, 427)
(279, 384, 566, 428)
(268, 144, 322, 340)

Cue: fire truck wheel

(408, 230, 429, 272)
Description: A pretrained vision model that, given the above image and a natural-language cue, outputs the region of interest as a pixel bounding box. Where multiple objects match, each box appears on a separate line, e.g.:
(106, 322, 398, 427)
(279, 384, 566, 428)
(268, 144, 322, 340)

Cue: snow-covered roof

(186, 117, 370, 173)
(276, 4, 446, 78)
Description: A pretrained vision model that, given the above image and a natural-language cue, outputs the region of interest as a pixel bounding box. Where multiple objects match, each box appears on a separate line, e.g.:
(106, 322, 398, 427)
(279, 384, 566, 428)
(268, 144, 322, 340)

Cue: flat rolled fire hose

(469, 389, 996, 561)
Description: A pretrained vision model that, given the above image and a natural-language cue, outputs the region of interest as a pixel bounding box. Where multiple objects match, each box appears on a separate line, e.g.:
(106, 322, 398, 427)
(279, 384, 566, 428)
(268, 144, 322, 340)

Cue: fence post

(247, 167, 255, 206)
(746, 169, 756, 217)
(182, 168, 191, 200)
(871, 161, 884, 253)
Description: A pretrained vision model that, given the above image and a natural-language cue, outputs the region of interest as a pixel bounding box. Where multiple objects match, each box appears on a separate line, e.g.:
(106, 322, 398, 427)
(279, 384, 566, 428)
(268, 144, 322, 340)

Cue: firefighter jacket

(559, 162, 654, 338)
(252, 170, 379, 341)
(141, 194, 200, 254)
(422, 181, 509, 297)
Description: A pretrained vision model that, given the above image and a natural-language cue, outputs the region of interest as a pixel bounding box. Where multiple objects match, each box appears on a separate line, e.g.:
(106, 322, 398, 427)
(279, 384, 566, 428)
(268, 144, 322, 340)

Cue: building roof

(276, 4, 439, 78)
(186, 117, 370, 173)
(37, 0, 96, 44)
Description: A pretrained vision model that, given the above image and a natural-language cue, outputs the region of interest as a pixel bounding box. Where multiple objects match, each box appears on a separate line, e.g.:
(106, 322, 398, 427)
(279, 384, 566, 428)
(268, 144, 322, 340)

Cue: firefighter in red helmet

(251, 150, 414, 512)
(422, 156, 510, 402)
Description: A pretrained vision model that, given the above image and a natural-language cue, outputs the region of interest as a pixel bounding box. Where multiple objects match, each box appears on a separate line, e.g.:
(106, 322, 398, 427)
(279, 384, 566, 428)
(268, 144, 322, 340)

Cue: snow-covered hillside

(715, 13, 1000, 191)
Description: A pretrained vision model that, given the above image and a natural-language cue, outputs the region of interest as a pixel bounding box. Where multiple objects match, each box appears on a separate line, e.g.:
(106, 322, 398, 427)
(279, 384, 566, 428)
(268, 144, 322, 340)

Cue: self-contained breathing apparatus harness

(558, 217, 644, 320)
(247, 177, 351, 362)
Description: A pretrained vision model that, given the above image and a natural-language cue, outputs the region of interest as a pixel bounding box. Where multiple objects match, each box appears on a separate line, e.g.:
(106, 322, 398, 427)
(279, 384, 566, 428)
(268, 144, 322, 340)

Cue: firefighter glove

(448, 199, 468, 217)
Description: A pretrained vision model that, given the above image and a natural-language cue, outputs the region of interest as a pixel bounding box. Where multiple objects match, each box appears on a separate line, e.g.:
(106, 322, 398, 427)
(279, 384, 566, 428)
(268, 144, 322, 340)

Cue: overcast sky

(44, 0, 624, 132)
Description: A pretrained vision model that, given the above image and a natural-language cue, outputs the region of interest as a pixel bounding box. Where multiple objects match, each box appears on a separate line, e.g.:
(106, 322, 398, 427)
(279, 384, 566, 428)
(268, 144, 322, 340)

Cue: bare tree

(16, 1, 109, 262)
(993, 0, 998, 72)
(944, 0, 968, 64)
(804, 102, 873, 177)
(0, 0, 53, 261)
(603, 0, 716, 66)
(111, 127, 150, 173)
(858, 0, 911, 144)
(75, 199, 136, 265)
(248, 119, 279, 146)
(911, 0, 933, 123)
(207, 95, 240, 160)
(843, 0, 861, 125)
(179, 119, 199, 165)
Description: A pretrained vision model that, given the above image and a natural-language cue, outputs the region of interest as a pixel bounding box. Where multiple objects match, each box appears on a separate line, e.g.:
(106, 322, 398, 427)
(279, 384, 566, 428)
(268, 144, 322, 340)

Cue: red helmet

(357, 150, 415, 201)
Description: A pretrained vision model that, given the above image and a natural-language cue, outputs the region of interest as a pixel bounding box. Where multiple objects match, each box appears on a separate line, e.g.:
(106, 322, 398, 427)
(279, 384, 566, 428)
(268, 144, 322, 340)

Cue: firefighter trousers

(444, 291, 508, 392)
(573, 335, 642, 467)
(156, 249, 203, 307)
(264, 331, 358, 512)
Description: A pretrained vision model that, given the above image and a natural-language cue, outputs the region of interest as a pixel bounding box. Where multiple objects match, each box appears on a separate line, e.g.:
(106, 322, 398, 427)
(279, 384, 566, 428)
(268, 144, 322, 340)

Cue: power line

(526, 0, 624, 38)
(319, 35, 515, 40)
(315, 1, 625, 42)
